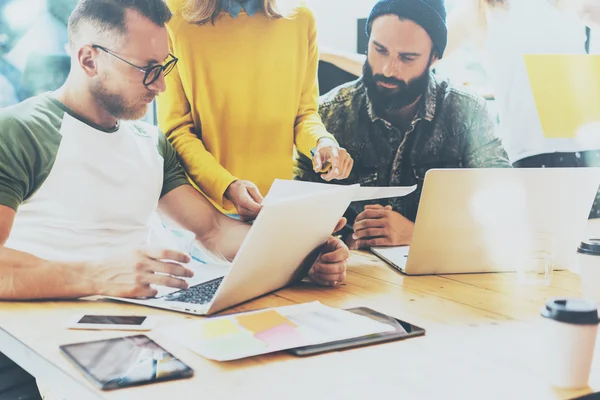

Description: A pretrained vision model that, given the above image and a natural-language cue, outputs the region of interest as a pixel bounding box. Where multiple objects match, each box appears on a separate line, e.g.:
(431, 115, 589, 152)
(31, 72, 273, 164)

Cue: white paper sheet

(353, 185, 417, 201)
(263, 179, 416, 205)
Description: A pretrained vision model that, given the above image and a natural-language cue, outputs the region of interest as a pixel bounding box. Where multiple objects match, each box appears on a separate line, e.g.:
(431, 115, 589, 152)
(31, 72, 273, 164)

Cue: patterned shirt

(294, 73, 511, 224)
(223, 0, 262, 18)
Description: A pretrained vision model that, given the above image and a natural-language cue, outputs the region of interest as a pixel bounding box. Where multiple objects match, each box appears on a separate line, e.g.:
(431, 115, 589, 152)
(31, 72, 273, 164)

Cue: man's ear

(430, 50, 439, 66)
(429, 50, 440, 70)
(78, 45, 99, 78)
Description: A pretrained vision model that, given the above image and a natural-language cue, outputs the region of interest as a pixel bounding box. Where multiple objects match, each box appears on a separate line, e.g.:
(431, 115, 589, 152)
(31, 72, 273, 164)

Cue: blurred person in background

(443, 0, 600, 218)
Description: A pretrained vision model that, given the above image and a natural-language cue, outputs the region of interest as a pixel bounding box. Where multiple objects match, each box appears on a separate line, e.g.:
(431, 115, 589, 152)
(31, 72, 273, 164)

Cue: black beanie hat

(366, 0, 447, 58)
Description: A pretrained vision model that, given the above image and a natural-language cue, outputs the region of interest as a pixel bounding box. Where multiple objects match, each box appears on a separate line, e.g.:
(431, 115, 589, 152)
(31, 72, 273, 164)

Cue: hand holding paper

(308, 233, 349, 286)
(225, 179, 263, 220)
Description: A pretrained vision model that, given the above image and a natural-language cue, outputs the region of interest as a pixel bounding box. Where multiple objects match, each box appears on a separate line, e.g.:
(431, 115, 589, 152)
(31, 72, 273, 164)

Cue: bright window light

(4, 0, 46, 31)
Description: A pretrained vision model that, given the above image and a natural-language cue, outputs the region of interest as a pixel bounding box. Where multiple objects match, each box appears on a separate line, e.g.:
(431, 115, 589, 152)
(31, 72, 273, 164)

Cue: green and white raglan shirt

(0, 93, 190, 261)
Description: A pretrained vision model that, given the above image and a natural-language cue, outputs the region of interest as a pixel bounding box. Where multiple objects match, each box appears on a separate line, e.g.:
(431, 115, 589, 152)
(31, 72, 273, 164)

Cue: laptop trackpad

(153, 260, 230, 298)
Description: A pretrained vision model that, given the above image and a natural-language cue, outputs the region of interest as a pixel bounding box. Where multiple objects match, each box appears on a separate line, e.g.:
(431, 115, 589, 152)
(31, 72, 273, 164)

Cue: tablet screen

(77, 315, 147, 325)
(288, 307, 425, 356)
(60, 335, 193, 390)
(347, 307, 409, 335)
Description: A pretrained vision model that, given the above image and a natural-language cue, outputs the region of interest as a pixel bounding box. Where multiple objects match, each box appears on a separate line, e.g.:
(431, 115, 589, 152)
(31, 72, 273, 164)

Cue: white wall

(307, 0, 378, 53)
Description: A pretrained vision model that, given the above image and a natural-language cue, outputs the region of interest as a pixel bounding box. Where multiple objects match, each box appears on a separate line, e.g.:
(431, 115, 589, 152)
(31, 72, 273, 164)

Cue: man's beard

(363, 60, 431, 117)
(90, 80, 155, 121)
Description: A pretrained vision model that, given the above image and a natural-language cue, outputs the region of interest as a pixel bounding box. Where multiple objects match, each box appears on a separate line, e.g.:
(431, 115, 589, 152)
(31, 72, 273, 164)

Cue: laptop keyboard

(163, 277, 224, 305)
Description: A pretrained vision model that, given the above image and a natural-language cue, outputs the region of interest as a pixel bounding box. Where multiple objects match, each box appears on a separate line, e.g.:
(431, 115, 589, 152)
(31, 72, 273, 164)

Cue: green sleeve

(0, 97, 64, 211)
(0, 116, 47, 210)
(157, 131, 190, 197)
(0, 120, 27, 210)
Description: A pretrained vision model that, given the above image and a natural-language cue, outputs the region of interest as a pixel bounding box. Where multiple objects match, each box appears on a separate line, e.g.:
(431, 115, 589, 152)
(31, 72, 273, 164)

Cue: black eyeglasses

(92, 45, 178, 86)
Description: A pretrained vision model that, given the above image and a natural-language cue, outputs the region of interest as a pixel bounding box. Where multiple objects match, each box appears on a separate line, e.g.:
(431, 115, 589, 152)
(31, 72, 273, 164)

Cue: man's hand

(351, 205, 414, 249)
(309, 236, 350, 287)
(91, 249, 194, 298)
(225, 179, 264, 220)
(308, 217, 350, 286)
(312, 137, 353, 181)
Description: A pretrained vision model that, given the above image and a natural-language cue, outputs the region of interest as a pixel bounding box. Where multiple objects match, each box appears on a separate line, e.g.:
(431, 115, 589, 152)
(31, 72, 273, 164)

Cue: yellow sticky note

(200, 318, 240, 339)
(236, 310, 295, 334)
(525, 54, 600, 139)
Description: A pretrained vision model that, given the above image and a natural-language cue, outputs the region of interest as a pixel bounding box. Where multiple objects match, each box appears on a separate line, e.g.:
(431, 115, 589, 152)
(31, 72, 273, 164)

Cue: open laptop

(108, 180, 416, 315)
(371, 168, 600, 275)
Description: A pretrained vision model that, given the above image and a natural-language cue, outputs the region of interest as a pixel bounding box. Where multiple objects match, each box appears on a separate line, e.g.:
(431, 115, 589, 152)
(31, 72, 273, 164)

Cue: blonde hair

(182, 0, 293, 25)
(482, 0, 509, 7)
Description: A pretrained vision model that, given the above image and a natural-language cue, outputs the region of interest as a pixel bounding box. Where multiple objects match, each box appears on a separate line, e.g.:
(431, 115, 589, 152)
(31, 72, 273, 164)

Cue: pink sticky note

(254, 323, 306, 349)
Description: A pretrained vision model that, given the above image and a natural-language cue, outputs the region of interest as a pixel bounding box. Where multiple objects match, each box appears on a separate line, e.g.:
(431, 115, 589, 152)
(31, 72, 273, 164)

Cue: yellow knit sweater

(157, 0, 334, 212)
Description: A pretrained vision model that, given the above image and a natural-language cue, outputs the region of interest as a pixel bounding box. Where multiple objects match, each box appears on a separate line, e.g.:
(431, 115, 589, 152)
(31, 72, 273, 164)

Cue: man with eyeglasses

(0, 0, 350, 302)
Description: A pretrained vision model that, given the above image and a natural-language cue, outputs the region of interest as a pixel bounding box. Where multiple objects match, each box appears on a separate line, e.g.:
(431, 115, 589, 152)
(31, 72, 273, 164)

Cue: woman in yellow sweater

(158, 0, 353, 220)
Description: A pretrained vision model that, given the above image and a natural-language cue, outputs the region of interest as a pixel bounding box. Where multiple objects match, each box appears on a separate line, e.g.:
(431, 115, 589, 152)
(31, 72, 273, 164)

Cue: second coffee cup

(578, 239, 600, 303)
(541, 298, 600, 389)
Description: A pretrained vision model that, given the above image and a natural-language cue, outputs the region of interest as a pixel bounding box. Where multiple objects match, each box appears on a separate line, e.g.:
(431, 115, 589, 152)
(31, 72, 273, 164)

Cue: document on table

(165, 301, 394, 361)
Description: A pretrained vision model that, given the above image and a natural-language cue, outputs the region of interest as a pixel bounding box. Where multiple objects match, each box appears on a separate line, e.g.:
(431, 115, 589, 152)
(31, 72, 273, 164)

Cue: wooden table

(1, 243, 599, 399)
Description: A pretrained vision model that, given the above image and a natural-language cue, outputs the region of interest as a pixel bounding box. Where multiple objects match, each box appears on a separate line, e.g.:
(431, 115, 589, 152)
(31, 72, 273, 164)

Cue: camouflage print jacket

(294, 73, 511, 225)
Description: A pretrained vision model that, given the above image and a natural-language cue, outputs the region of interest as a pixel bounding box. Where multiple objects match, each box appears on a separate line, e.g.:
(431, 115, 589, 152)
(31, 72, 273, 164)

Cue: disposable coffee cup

(578, 240, 600, 303)
(541, 298, 600, 389)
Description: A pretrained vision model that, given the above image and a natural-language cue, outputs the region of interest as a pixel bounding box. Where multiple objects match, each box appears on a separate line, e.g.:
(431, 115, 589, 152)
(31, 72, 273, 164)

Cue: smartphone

(287, 307, 425, 356)
(59, 335, 194, 390)
(67, 315, 156, 331)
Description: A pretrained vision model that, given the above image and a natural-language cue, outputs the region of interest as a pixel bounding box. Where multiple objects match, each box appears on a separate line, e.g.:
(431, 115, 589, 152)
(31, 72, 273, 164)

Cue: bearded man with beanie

(295, 0, 511, 249)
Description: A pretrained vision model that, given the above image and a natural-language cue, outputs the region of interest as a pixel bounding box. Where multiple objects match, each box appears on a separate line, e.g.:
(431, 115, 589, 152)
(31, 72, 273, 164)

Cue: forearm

(296, 18, 337, 156)
(157, 49, 236, 206)
(0, 246, 95, 300)
(198, 214, 250, 262)
(169, 133, 237, 206)
(159, 186, 250, 262)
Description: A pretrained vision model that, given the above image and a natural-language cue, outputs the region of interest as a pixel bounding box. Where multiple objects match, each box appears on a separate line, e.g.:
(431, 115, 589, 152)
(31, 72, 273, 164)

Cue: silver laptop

(107, 183, 358, 315)
(107, 180, 416, 315)
(372, 168, 600, 275)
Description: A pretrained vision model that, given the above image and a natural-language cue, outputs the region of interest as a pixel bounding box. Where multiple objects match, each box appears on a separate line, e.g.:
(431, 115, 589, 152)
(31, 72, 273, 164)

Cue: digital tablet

(287, 307, 425, 356)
